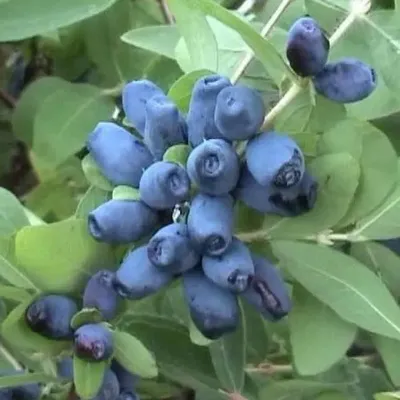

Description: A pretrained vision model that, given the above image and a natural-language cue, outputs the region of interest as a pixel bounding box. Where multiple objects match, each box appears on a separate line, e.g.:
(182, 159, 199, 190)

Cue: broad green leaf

(168, 70, 213, 112)
(209, 303, 246, 392)
(314, 392, 356, 400)
(318, 118, 398, 226)
(289, 285, 357, 376)
(33, 84, 114, 167)
(272, 240, 400, 340)
(121, 25, 181, 60)
(375, 393, 400, 400)
(156, 282, 190, 324)
(113, 330, 158, 378)
(1, 300, 70, 354)
(15, 218, 116, 293)
(75, 186, 111, 219)
(251, 153, 360, 240)
(171, 0, 294, 84)
(12, 77, 69, 147)
(0, 0, 118, 41)
(123, 314, 220, 390)
(112, 186, 140, 201)
(0, 188, 29, 236)
(190, 321, 213, 346)
(81, 154, 114, 191)
(0, 373, 56, 389)
(162, 144, 192, 167)
(70, 308, 103, 330)
(0, 285, 32, 303)
(350, 241, 400, 299)
(167, 0, 218, 71)
(73, 357, 106, 400)
(373, 334, 400, 386)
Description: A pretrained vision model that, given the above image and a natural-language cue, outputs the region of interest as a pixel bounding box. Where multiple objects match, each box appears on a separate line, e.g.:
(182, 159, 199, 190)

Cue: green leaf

(373, 334, 400, 386)
(314, 392, 356, 400)
(73, 357, 106, 400)
(350, 241, 400, 299)
(272, 240, 400, 341)
(33, 84, 114, 168)
(0, 188, 29, 236)
(122, 314, 220, 390)
(1, 300, 70, 354)
(0, 0, 118, 41)
(75, 186, 111, 219)
(162, 144, 191, 167)
(208, 303, 246, 392)
(189, 321, 213, 346)
(318, 118, 398, 227)
(375, 393, 400, 400)
(112, 186, 140, 201)
(289, 285, 357, 376)
(0, 373, 56, 389)
(168, 70, 214, 113)
(82, 154, 114, 192)
(121, 25, 181, 60)
(113, 330, 158, 378)
(170, 0, 294, 84)
(70, 308, 104, 330)
(167, 0, 218, 71)
(0, 285, 32, 303)
(15, 218, 116, 293)
(252, 153, 360, 240)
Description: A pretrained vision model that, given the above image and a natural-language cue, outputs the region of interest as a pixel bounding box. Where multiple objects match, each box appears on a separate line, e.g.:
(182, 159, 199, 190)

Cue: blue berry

(111, 360, 139, 393)
(92, 368, 120, 400)
(214, 85, 265, 140)
(202, 237, 254, 293)
(0, 389, 11, 400)
(187, 139, 240, 195)
(122, 80, 164, 136)
(312, 57, 377, 103)
(187, 193, 234, 256)
(57, 357, 73, 380)
(139, 161, 191, 210)
(114, 245, 173, 300)
(183, 268, 239, 340)
(88, 200, 158, 244)
(241, 253, 292, 321)
(286, 17, 329, 77)
(83, 270, 119, 321)
(245, 131, 305, 188)
(116, 392, 140, 400)
(144, 95, 187, 160)
(0, 371, 41, 400)
(147, 223, 200, 274)
(74, 324, 113, 362)
(87, 122, 153, 188)
(187, 74, 232, 147)
(25, 295, 78, 340)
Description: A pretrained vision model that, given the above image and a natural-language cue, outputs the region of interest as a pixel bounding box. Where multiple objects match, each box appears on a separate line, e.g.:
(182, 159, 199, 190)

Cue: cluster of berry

(286, 16, 377, 103)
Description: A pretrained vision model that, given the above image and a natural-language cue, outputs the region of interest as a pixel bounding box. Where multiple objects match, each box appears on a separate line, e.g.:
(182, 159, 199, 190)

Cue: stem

(0, 341, 23, 371)
(157, 0, 175, 24)
(231, 0, 294, 84)
(236, 229, 268, 243)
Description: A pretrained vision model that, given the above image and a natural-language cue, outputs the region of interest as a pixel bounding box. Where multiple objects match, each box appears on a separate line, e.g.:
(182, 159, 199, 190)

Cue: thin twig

(231, 0, 294, 84)
(0, 89, 16, 108)
(157, 0, 175, 24)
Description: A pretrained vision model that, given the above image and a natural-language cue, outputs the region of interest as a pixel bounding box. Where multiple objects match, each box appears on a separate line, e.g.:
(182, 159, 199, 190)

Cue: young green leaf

(75, 186, 111, 219)
(163, 144, 191, 167)
(82, 154, 114, 192)
(189, 320, 213, 346)
(70, 308, 104, 330)
(73, 356, 106, 400)
(112, 186, 141, 201)
(373, 334, 400, 386)
(0, 373, 56, 389)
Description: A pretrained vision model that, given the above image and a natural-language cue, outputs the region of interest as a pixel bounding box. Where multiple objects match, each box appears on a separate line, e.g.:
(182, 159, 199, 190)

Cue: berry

(88, 199, 158, 244)
(187, 193, 234, 256)
(83, 270, 119, 320)
(25, 295, 78, 340)
(186, 139, 240, 195)
(0, 371, 41, 400)
(139, 161, 191, 210)
(312, 58, 377, 103)
(379, 238, 400, 255)
(87, 122, 153, 188)
(286, 17, 329, 77)
(144, 95, 187, 160)
(183, 268, 239, 340)
(117, 392, 140, 400)
(114, 245, 173, 300)
(245, 131, 305, 188)
(111, 360, 139, 393)
(122, 80, 164, 136)
(214, 85, 265, 140)
(92, 368, 120, 400)
(74, 324, 113, 362)
(57, 357, 73, 380)
(242, 253, 292, 321)
(187, 74, 232, 147)
(147, 223, 200, 274)
(0, 389, 11, 400)
(202, 237, 254, 292)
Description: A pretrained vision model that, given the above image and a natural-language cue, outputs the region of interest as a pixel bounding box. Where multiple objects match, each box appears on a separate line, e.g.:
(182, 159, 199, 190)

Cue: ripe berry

(92, 368, 120, 400)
